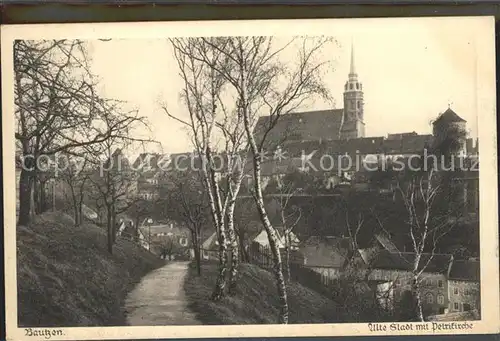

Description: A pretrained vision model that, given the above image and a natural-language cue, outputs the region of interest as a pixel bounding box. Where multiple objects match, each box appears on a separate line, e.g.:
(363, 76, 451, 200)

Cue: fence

(248, 244, 337, 298)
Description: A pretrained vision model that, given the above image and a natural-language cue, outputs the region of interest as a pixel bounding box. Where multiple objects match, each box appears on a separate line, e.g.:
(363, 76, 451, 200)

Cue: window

(438, 280, 444, 288)
(425, 279, 431, 286)
(453, 288, 459, 295)
(464, 289, 470, 296)
(356, 83, 360, 90)
(350, 83, 353, 90)
(179, 237, 188, 247)
(426, 293, 434, 304)
(357, 100, 361, 109)
(454, 302, 460, 311)
(437, 294, 445, 305)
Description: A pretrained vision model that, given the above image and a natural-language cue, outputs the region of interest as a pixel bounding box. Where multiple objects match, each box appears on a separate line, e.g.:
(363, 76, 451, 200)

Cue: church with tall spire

(252, 42, 472, 159)
(341, 43, 365, 139)
(253, 42, 368, 145)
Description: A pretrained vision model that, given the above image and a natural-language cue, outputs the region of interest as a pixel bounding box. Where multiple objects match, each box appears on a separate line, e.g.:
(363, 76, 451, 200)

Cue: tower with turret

(340, 43, 365, 139)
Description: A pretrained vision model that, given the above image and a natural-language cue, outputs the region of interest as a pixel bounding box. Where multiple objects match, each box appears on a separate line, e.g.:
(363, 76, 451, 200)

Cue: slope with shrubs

(184, 261, 338, 324)
(17, 212, 164, 327)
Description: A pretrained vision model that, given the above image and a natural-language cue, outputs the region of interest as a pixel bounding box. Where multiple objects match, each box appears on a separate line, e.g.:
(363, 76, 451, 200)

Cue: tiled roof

(139, 224, 190, 237)
(252, 227, 300, 248)
(132, 153, 162, 169)
(387, 132, 418, 140)
(253, 109, 344, 147)
(433, 108, 466, 124)
(299, 236, 353, 268)
(374, 233, 400, 253)
(399, 134, 433, 154)
(202, 232, 219, 250)
(370, 250, 453, 274)
(259, 135, 433, 167)
(381, 139, 403, 154)
(449, 259, 480, 281)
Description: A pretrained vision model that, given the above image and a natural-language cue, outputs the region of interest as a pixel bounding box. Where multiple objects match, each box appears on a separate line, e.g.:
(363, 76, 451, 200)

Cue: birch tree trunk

(205, 151, 229, 301)
(226, 200, 240, 294)
(411, 274, 424, 321)
(250, 155, 289, 323)
(285, 232, 291, 282)
(107, 206, 113, 254)
(241, 79, 289, 323)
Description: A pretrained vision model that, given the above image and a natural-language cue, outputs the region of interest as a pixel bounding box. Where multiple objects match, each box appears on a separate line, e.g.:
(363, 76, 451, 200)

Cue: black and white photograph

(2, 16, 499, 340)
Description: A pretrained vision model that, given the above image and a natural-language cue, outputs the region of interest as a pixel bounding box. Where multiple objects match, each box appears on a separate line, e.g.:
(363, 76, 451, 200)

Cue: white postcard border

(2, 17, 499, 340)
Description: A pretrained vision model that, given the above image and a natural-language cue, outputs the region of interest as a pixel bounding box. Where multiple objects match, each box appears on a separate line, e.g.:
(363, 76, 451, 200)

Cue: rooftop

(370, 250, 453, 274)
(433, 108, 467, 124)
(253, 109, 344, 147)
(299, 236, 354, 268)
(448, 259, 480, 282)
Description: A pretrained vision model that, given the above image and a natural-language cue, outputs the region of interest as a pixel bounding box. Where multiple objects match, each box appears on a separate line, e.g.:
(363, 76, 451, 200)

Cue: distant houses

(119, 219, 193, 260)
(447, 259, 480, 313)
(365, 250, 453, 315)
(250, 227, 300, 266)
(294, 236, 353, 284)
(201, 232, 219, 260)
(225, 226, 480, 320)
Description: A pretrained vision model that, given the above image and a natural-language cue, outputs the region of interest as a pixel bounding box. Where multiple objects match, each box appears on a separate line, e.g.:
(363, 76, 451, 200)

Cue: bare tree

(57, 154, 94, 226)
(394, 167, 458, 321)
(156, 235, 182, 261)
(88, 146, 135, 253)
(189, 36, 333, 323)
(159, 170, 210, 276)
(85, 106, 153, 254)
(127, 198, 156, 242)
(276, 174, 302, 282)
(389, 124, 469, 321)
(166, 38, 249, 299)
(14, 39, 153, 227)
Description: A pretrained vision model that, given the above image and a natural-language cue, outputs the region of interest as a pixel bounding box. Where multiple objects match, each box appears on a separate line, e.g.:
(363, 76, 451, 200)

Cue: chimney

(447, 255, 454, 278)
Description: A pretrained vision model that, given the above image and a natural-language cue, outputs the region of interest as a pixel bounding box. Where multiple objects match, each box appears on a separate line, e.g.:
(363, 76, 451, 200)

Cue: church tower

(341, 43, 365, 139)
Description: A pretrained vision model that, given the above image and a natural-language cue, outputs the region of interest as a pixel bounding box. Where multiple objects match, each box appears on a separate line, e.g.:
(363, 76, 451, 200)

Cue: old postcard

(2, 16, 499, 340)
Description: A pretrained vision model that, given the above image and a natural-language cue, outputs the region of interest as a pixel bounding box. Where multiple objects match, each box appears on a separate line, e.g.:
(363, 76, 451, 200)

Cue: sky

(86, 17, 494, 155)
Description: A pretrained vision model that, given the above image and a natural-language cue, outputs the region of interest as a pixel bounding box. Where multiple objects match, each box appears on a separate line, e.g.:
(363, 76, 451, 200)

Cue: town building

(365, 250, 453, 316)
(251, 44, 479, 197)
(292, 236, 354, 284)
(201, 231, 219, 261)
(124, 220, 193, 260)
(447, 259, 480, 313)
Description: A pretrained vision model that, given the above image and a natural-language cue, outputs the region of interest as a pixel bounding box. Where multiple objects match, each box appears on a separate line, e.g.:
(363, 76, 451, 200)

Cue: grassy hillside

(17, 212, 164, 327)
(184, 261, 338, 324)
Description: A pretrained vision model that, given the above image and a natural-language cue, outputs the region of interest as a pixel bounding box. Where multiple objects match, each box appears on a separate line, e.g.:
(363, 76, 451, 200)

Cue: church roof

(433, 108, 466, 124)
(253, 109, 344, 147)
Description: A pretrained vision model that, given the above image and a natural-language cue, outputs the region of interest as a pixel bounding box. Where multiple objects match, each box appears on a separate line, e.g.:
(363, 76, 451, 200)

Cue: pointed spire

(349, 41, 356, 75)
